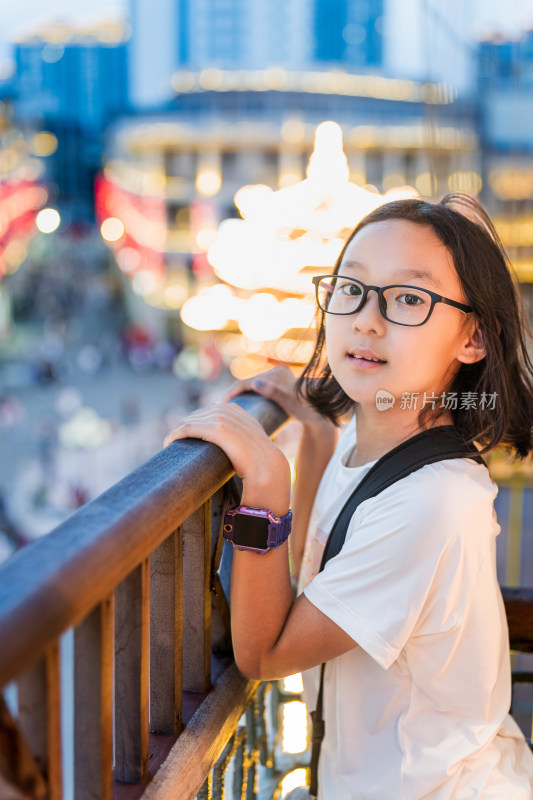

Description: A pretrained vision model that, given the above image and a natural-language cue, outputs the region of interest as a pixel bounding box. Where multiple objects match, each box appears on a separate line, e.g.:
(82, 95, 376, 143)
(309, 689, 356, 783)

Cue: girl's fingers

(223, 379, 258, 402)
(223, 368, 331, 430)
(247, 373, 314, 420)
(223, 366, 295, 403)
(163, 403, 262, 448)
(162, 402, 289, 489)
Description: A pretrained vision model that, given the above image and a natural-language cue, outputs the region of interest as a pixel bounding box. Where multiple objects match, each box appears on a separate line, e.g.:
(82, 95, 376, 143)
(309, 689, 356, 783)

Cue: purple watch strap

(223, 505, 292, 553)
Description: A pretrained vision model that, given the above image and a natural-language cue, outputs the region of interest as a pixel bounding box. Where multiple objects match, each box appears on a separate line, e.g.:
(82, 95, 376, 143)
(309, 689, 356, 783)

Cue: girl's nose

(351, 288, 385, 334)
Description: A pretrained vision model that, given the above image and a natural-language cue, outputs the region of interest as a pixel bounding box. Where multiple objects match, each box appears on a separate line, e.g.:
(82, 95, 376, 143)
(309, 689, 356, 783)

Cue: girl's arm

(164, 402, 355, 680)
(224, 367, 338, 581)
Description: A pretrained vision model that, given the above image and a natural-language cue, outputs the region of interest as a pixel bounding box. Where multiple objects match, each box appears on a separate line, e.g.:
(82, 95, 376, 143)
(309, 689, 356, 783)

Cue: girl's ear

(457, 324, 486, 365)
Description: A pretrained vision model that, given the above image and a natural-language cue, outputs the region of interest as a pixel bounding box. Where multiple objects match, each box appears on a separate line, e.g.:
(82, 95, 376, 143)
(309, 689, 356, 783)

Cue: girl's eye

(337, 281, 362, 297)
(396, 292, 425, 306)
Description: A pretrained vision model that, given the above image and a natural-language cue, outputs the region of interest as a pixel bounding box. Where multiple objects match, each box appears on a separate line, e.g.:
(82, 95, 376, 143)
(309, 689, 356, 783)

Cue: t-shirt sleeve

(303, 461, 491, 670)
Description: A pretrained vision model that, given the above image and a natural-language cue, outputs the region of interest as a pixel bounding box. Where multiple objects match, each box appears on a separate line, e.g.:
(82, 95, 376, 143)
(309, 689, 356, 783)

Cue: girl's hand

(224, 366, 333, 431)
(163, 402, 291, 514)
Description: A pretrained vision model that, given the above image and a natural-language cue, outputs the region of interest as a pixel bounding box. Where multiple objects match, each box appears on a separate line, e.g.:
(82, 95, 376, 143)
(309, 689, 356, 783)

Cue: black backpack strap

(309, 425, 486, 798)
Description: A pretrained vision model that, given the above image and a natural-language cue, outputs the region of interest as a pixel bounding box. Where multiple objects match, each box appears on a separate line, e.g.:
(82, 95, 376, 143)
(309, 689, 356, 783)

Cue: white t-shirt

(299, 422, 533, 800)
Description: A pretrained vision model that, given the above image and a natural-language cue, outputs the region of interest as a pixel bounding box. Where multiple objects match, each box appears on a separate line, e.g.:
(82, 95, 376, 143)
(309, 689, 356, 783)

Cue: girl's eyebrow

(396, 268, 442, 290)
(340, 260, 442, 290)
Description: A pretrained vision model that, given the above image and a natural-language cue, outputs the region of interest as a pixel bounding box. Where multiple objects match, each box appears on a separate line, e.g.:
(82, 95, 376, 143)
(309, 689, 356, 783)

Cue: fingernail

(252, 379, 263, 388)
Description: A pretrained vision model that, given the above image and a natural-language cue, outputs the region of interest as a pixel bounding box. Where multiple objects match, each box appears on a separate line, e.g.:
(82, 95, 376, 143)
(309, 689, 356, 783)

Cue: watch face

(231, 514, 270, 550)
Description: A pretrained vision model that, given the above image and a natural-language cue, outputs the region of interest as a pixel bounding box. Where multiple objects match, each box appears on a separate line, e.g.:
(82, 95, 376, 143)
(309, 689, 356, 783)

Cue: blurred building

(129, 0, 385, 107)
(314, 0, 384, 68)
(12, 21, 130, 220)
(478, 29, 533, 193)
(476, 28, 533, 312)
(128, 0, 513, 110)
(128, 0, 179, 109)
(382, 1, 481, 96)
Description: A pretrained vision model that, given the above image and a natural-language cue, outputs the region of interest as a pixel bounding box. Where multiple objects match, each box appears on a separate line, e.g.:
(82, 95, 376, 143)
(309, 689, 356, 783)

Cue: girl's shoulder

(355, 457, 499, 551)
(374, 456, 497, 512)
(412, 456, 496, 499)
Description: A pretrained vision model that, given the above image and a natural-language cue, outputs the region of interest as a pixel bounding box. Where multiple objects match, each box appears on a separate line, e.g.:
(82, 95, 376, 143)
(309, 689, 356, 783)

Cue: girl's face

(325, 219, 480, 409)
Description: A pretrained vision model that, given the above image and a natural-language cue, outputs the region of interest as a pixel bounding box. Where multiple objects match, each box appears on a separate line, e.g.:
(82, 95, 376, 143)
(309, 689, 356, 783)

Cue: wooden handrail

(0, 392, 287, 690)
(141, 665, 259, 800)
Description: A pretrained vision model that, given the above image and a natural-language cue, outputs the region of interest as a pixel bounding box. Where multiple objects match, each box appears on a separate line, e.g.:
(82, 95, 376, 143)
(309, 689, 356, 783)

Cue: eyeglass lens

(317, 276, 433, 325)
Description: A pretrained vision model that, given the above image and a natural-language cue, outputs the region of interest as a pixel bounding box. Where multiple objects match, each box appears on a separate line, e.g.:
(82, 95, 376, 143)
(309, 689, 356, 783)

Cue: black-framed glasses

(312, 274, 473, 327)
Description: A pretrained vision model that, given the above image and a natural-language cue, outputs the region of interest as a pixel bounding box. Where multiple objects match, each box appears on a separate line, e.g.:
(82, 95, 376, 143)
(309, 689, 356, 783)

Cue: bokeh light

(164, 284, 188, 309)
(196, 169, 222, 196)
(31, 132, 58, 157)
(282, 701, 308, 754)
(36, 208, 61, 233)
(101, 217, 125, 242)
(283, 673, 304, 693)
(280, 768, 308, 797)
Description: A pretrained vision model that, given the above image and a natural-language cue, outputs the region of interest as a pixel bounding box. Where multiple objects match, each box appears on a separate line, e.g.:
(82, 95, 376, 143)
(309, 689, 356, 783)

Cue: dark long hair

(297, 194, 533, 460)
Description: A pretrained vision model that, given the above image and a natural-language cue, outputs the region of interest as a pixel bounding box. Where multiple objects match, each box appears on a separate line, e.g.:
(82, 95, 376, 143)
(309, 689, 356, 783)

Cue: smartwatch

(223, 505, 292, 554)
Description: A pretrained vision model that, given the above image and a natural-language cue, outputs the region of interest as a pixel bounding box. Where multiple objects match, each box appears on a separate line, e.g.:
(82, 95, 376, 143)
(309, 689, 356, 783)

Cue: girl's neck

(348, 406, 454, 468)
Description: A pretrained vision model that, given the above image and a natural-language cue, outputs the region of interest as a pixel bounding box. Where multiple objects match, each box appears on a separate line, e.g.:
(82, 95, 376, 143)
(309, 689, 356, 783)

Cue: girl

(164, 194, 533, 799)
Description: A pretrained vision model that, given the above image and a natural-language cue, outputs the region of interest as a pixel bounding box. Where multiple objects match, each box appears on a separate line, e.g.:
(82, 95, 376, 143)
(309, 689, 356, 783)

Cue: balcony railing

(0, 393, 531, 799)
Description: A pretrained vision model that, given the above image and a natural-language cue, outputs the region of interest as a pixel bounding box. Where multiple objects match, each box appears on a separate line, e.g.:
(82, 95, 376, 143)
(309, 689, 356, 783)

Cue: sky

(1, 0, 533, 80)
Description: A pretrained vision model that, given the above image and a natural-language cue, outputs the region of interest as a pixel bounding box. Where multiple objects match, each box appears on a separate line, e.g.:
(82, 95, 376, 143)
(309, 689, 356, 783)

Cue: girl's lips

(348, 354, 387, 369)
